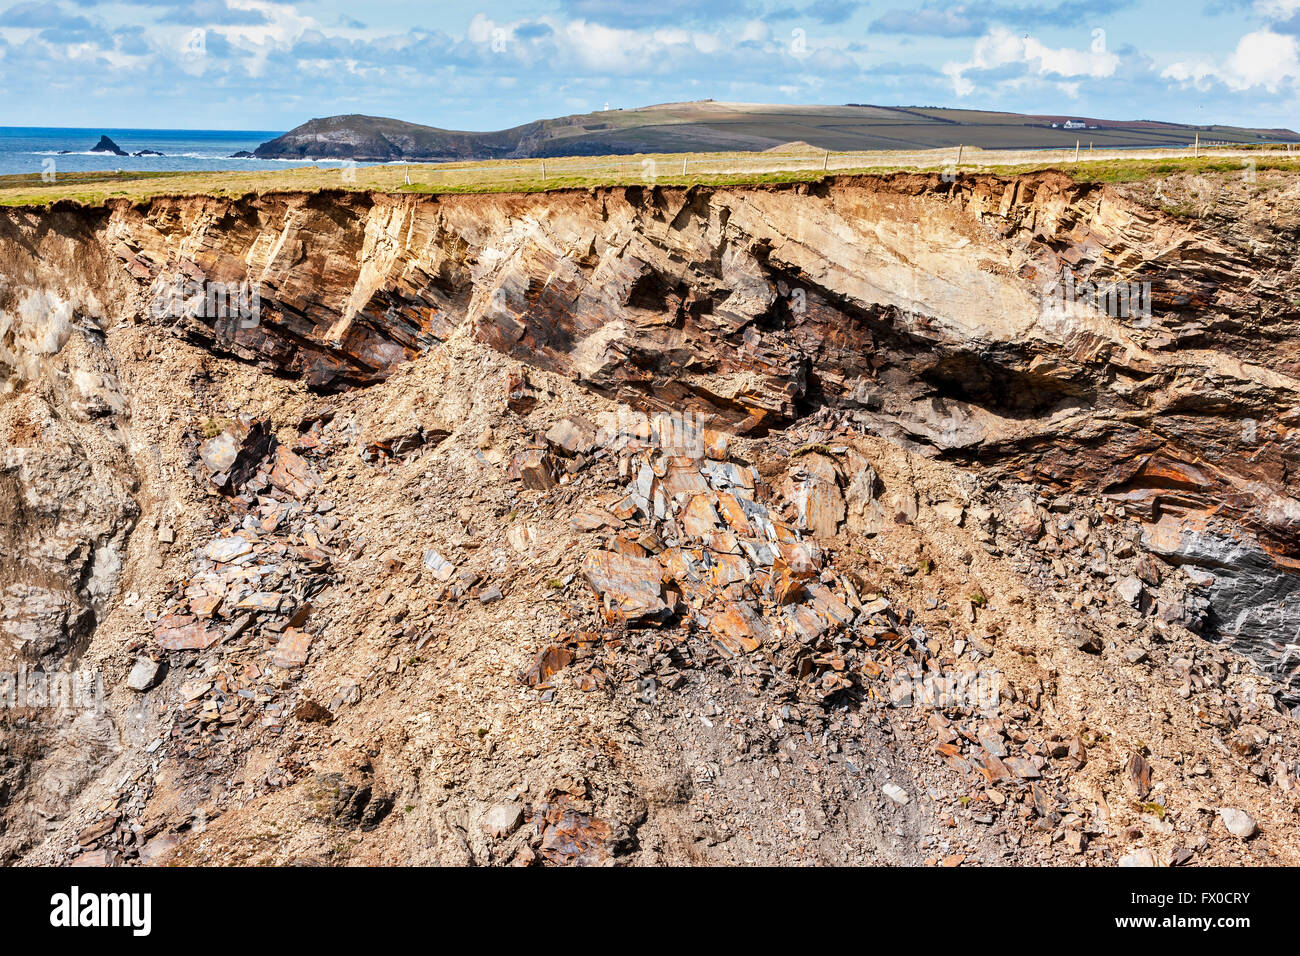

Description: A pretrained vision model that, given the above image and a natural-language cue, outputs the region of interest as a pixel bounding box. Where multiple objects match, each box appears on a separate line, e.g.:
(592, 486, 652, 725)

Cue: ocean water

(0, 127, 382, 176)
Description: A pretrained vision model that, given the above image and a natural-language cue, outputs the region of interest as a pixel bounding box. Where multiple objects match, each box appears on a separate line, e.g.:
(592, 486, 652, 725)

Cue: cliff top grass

(2, 145, 1298, 208)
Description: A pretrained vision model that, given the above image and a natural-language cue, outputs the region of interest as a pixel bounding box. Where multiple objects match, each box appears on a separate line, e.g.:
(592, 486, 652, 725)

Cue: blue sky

(0, 0, 1296, 131)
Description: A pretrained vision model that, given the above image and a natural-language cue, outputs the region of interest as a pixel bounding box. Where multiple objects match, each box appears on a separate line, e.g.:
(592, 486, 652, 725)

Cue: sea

(0, 127, 382, 176)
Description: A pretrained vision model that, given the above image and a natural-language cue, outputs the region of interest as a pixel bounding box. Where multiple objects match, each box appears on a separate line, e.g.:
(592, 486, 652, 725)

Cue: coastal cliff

(2, 170, 1299, 867)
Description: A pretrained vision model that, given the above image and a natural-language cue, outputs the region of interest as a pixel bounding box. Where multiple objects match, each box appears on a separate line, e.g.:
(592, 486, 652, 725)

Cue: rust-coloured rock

(581, 550, 670, 623)
(516, 645, 575, 687)
(708, 601, 769, 655)
(269, 447, 321, 500)
(508, 447, 559, 491)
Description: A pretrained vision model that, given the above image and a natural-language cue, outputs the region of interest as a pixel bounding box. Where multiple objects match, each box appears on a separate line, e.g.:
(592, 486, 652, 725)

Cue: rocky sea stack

(90, 135, 128, 156)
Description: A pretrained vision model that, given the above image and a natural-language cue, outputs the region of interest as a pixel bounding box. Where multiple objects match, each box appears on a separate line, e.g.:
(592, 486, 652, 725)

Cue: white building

(1063, 120, 1087, 130)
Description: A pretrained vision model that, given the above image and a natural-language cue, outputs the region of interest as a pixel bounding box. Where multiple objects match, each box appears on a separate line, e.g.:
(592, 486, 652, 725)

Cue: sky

(0, 0, 1297, 132)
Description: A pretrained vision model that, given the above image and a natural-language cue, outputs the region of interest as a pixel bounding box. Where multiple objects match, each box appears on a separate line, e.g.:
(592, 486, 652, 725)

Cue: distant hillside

(251, 101, 1300, 162)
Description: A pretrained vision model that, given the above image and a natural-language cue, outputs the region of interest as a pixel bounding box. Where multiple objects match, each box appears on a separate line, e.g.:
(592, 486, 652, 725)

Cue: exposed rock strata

(4, 172, 1296, 692)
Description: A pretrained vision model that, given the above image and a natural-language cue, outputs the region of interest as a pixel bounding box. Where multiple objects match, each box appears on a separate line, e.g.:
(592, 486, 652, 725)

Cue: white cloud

(0, 0, 1293, 133)
(1164, 29, 1300, 92)
(229, 0, 319, 41)
(458, 12, 856, 77)
(564, 20, 646, 71)
(1256, 0, 1300, 19)
(691, 31, 722, 55)
(943, 28, 1120, 97)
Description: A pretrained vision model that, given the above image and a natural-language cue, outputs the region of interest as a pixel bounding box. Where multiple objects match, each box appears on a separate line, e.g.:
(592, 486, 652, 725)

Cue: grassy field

(998, 155, 1300, 183)
(257, 101, 1300, 161)
(2, 145, 1298, 208)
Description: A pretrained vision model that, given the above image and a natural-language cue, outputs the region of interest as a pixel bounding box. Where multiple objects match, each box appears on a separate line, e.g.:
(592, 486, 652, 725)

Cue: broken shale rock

(582, 550, 670, 624)
(509, 447, 559, 491)
(198, 419, 274, 493)
(545, 416, 599, 457)
(783, 451, 846, 541)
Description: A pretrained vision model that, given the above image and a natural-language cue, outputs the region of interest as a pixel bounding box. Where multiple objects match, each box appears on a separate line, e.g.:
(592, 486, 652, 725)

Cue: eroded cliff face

(1, 171, 1299, 867)
(0, 207, 138, 666)
(21, 173, 1300, 682)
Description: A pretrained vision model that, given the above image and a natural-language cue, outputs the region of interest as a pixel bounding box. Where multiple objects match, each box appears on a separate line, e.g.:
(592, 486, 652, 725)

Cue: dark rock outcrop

(90, 136, 127, 157)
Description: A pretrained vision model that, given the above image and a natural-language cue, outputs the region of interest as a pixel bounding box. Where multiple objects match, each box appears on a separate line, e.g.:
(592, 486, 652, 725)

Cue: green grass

(395, 166, 843, 195)
(997, 155, 1300, 183)
(2, 148, 1297, 209)
(0, 169, 199, 206)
